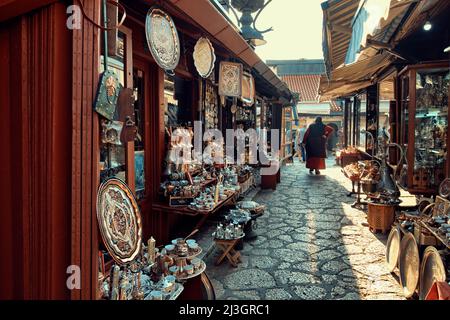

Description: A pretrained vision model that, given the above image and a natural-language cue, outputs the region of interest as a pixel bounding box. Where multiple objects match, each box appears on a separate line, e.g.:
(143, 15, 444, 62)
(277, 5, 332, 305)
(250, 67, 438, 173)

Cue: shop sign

(145, 8, 180, 72)
(193, 37, 216, 78)
(218, 61, 243, 97)
(96, 178, 142, 265)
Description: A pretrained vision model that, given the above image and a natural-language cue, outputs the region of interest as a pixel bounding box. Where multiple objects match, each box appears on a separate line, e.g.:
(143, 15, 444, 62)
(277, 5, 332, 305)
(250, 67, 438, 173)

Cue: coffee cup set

(190, 192, 215, 211)
(163, 238, 204, 279)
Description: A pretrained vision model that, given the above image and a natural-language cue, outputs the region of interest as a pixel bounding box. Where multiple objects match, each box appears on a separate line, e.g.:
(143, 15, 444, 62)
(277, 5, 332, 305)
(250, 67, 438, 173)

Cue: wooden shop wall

(0, 2, 72, 299)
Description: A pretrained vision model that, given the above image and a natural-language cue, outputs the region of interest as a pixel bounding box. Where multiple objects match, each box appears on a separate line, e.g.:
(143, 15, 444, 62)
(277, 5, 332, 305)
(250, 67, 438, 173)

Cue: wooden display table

(214, 238, 242, 267)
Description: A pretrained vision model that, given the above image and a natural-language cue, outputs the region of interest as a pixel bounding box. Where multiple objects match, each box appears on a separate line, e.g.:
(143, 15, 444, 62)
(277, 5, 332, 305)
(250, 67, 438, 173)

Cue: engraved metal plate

(145, 8, 180, 71)
(219, 61, 243, 97)
(386, 226, 401, 272)
(193, 37, 215, 78)
(399, 232, 420, 298)
(419, 246, 447, 300)
(96, 178, 142, 264)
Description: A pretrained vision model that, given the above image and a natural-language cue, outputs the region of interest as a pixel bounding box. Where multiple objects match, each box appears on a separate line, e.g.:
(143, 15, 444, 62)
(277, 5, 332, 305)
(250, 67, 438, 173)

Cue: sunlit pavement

(202, 157, 404, 300)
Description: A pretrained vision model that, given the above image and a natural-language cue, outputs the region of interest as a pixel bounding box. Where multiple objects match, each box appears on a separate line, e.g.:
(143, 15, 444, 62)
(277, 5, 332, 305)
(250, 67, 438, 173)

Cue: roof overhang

(168, 0, 292, 100)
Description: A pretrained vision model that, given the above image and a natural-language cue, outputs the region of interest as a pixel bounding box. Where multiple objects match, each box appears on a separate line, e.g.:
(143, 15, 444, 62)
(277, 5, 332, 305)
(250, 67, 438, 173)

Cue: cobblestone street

(202, 158, 405, 300)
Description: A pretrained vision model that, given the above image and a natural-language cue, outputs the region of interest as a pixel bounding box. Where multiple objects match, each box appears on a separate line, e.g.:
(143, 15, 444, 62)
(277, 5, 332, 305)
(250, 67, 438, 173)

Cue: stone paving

(201, 157, 405, 300)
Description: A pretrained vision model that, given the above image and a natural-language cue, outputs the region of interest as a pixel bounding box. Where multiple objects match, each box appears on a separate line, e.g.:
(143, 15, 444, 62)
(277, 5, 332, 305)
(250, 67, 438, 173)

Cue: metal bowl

(361, 180, 378, 194)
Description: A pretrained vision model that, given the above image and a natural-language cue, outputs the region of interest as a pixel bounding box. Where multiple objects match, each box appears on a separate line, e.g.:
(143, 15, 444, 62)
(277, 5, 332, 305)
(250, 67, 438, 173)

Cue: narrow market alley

(201, 158, 404, 300)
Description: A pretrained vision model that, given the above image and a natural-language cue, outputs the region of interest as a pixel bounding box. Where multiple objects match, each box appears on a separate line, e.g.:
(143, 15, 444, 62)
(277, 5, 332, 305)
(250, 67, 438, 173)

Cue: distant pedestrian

(302, 117, 334, 175)
(295, 124, 307, 162)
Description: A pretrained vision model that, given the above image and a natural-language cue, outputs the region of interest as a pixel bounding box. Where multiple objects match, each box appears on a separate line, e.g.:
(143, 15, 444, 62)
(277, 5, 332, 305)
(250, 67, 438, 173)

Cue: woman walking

(302, 117, 334, 175)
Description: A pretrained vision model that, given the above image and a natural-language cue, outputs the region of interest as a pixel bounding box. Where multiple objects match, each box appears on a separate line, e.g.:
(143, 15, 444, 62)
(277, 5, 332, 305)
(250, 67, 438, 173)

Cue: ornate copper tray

(419, 246, 447, 300)
(219, 61, 243, 97)
(193, 37, 215, 78)
(96, 178, 142, 265)
(385, 226, 401, 272)
(145, 8, 180, 71)
(399, 232, 420, 298)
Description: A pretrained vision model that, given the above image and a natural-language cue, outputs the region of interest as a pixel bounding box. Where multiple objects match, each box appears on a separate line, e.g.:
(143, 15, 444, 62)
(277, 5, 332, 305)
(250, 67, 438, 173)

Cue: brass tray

(145, 8, 180, 71)
(96, 178, 142, 265)
(419, 246, 447, 300)
(399, 232, 420, 298)
(386, 226, 401, 272)
(193, 37, 215, 78)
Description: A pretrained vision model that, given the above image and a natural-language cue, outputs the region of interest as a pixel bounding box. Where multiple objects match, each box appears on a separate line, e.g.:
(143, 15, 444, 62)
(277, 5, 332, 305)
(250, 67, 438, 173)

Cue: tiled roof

(282, 74, 342, 112)
(282, 75, 321, 102)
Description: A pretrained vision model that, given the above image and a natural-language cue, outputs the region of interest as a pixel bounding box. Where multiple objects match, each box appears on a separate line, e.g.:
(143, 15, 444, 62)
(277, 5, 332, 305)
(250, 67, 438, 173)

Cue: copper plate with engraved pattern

(419, 246, 447, 300)
(145, 8, 180, 71)
(386, 226, 401, 272)
(96, 178, 142, 265)
(399, 232, 420, 298)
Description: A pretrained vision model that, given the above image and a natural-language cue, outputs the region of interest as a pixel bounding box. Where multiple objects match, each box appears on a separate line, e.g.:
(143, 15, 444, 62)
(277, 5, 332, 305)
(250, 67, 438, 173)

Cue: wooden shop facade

(0, 0, 292, 299)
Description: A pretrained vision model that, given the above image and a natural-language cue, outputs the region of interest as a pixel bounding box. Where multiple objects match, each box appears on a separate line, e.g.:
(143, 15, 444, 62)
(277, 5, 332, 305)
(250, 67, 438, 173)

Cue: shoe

(309, 169, 314, 174)
(315, 170, 320, 175)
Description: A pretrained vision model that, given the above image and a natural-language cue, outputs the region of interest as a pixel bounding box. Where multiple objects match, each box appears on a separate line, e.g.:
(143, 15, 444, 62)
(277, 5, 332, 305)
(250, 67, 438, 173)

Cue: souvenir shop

(0, 0, 292, 300)
(322, 0, 450, 299)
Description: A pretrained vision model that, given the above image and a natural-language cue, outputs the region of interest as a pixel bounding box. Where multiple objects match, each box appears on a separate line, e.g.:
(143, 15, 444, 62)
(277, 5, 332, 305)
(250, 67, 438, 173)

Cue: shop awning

(345, 0, 391, 65)
(345, 0, 416, 65)
(322, 0, 361, 76)
(319, 51, 394, 100)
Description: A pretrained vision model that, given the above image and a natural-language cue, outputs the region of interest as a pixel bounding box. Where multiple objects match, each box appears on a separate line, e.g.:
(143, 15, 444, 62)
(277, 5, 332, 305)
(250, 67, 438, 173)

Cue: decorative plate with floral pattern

(96, 178, 142, 264)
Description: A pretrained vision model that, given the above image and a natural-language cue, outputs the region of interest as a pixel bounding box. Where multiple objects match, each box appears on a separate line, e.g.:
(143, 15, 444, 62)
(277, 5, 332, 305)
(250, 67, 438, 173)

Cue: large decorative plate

(398, 232, 420, 298)
(419, 246, 447, 300)
(219, 61, 243, 97)
(145, 8, 180, 71)
(385, 226, 401, 272)
(193, 37, 215, 78)
(96, 178, 142, 265)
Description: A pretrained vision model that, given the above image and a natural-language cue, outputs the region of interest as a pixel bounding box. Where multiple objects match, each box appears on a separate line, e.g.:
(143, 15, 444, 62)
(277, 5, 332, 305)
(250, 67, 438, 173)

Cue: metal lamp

(229, 0, 274, 47)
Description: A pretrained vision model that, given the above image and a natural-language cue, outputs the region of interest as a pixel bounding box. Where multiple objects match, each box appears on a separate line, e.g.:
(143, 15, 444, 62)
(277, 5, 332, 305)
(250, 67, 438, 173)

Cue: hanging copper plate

(419, 246, 447, 300)
(386, 226, 401, 272)
(96, 178, 142, 265)
(193, 37, 216, 78)
(399, 232, 420, 298)
(145, 8, 180, 71)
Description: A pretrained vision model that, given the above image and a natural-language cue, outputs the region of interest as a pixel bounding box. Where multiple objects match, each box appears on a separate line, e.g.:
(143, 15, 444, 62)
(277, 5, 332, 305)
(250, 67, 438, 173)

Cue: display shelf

(398, 61, 450, 195)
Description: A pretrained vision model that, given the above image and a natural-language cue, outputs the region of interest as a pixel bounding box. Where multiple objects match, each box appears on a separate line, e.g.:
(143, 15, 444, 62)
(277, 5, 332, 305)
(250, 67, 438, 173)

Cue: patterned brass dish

(145, 8, 180, 71)
(96, 178, 142, 265)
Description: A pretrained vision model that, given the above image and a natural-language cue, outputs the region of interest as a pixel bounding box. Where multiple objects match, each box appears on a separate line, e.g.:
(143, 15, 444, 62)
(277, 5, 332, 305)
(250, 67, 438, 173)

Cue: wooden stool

(214, 238, 242, 267)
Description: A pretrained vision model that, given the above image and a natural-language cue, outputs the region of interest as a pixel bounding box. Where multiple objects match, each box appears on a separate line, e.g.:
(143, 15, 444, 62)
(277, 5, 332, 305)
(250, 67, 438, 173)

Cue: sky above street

(227, 0, 325, 62)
